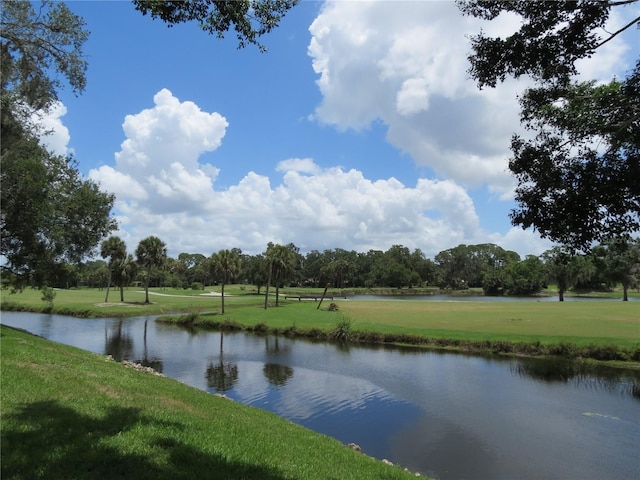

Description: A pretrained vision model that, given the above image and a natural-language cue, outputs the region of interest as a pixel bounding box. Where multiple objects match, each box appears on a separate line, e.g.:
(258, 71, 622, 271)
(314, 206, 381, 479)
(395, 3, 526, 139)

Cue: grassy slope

(0, 326, 422, 480)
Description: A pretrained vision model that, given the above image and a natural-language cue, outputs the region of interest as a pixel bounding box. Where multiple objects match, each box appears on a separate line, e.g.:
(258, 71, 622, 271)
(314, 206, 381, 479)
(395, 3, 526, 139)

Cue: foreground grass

(0, 326, 423, 480)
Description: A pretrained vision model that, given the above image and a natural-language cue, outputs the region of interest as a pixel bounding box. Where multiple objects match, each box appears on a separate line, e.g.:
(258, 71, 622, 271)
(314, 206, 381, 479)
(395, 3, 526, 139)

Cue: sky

(39, 0, 640, 260)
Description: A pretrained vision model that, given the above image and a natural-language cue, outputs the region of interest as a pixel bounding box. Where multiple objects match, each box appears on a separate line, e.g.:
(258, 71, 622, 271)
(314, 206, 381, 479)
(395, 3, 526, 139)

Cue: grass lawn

(0, 286, 265, 317)
(0, 325, 423, 480)
(3, 286, 639, 360)
(337, 300, 640, 346)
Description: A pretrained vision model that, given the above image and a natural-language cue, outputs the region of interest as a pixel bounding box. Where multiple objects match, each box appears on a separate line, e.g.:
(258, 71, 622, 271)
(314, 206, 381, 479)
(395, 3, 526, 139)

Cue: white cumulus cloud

(33, 101, 72, 156)
(307, 0, 636, 196)
(89, 89, 552, 259)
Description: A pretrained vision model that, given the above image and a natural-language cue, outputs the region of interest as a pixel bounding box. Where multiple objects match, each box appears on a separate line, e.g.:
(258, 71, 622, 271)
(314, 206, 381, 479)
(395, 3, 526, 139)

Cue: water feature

(2, 311, 638, 480)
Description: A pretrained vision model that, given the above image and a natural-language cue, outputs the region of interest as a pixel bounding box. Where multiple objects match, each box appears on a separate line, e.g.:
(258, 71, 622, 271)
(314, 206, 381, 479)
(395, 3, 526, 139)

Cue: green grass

(0, 325, 424, 480)
(0, 286, 265, 317)
(3, 286, 639, 361)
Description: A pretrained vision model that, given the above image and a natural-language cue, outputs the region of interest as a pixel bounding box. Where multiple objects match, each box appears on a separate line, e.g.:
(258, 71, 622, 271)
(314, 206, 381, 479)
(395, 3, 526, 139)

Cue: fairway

(336, 300, 640, 346)
(2, 287, 639, 356)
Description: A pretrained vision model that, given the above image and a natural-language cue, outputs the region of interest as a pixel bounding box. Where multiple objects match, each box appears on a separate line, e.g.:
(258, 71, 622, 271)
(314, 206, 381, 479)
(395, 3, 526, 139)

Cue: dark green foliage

(209, 249, 241, 314)
(251, 322, 269, 333)
(458, 0, 612, 87)
(133, 0, 300, 51)
(0, 135, 116, 288)
(135, 236, 168, 304)
(1, 1, 116, 289)
(459, 0, 640, 250)
(328, 317, 352, 342)
(509, 70, 640, 249)
(1, 1, 89, 110)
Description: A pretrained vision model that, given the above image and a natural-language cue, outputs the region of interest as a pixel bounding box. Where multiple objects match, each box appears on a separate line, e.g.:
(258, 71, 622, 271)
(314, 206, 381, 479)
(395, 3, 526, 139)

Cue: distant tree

(40, 286, 56, 309)
(80, 260, 108, 289)
(100, 236, 127, 303)
(132, 0, 300, 52)
(503, 255, 547, 296)
(210, 249, 240, 314)
(459, 0, 640, 250)
(602, 239, 640, 301)
(114, 254, 137, 302)
(135, 236, 167, 304)
(410, 249, 438, 286)
(301, 250, 325, 287)
(177, 252, 208, 287)
(264, 243, 298, 308)
(243, 254, 269, 294)
(541, 247, 594, 301)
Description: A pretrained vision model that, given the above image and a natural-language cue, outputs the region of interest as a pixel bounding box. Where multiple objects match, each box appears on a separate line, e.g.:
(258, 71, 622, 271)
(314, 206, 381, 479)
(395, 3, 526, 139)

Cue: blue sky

(40, 0, 639, 259)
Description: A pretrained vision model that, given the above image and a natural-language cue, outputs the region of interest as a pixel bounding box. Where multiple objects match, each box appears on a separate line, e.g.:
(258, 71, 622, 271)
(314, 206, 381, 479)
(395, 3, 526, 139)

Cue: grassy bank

(2, 286, 639, 363)
(163, 300, 640, 363)
(0, 325, 424, 479)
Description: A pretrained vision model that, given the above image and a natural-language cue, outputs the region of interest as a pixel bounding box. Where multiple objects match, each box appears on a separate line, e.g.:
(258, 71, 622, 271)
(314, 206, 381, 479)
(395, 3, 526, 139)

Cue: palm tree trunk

(264, 264, 272, 310)
(221, 282, 226, 314)
(144, 275, 150, 304)
(104, 268, 111, 303)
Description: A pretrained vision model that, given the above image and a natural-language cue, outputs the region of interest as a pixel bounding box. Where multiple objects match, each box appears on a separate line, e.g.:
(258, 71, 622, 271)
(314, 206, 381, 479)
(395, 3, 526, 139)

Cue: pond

(2, 311, 639, 480)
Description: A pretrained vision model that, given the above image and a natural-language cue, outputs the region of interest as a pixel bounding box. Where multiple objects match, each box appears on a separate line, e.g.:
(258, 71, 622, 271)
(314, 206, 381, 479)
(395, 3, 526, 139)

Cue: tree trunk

(221, 282, 226, 314)
(144, 274, 150, 304)
(264, 264, 272, 310)
(104, 268, 111, 303)
(558, 288, 564, 302)
(623, 284, 629, 301)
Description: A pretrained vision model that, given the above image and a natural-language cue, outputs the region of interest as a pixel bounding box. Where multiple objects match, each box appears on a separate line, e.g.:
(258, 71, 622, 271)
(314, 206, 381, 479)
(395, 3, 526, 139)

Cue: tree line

(36, 236, 639, 303)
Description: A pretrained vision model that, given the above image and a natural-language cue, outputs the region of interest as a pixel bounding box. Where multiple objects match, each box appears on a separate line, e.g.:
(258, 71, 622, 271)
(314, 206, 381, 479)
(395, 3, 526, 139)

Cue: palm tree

(210, 249, 240, 314)
(135, 236, 167, 304)
(265, 243, 298, 308)
(100, 236, 126, 303)
(114, 254, 136, 302)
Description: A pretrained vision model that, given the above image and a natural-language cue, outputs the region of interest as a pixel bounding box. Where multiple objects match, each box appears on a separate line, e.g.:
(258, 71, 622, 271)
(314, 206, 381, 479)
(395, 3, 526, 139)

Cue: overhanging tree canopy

(132, 0, 300, 51)
(1, 1, 116, 289)
(459, 0, 640, 251)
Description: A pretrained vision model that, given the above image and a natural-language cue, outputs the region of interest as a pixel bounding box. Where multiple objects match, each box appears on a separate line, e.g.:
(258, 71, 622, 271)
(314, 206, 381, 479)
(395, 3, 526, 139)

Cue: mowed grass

(0, 326, 423, 480)
(337, 300, 640, 347)
(217, 299, 639, 348)
(3, 286, 639, 351)
(0, 286, 265, 317)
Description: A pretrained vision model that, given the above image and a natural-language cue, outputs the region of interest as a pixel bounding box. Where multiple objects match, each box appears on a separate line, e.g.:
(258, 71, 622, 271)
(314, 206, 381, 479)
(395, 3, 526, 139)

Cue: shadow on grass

(1, 400, 288, 480)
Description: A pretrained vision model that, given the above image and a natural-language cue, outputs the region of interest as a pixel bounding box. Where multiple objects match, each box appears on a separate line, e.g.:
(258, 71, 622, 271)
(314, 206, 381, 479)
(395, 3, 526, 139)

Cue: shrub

(191, 282, 204, 291)
(251, 322, 269, 333)
(40, 286, 56, 306)
(328, 317, 352, 342)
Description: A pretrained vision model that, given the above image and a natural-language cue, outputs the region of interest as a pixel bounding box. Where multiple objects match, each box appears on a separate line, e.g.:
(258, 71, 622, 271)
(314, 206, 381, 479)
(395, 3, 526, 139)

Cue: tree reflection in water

(135, 319, 163, 373)
(104, 319, 133, 361)
(205, 332, 238, 393)
(263, 363, 294, 387)
(512, 357, 640, 399)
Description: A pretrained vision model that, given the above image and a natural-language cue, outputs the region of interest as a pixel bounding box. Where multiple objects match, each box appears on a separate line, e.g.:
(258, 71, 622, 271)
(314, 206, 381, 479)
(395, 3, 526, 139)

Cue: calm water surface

(2, 311, 639, 480)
